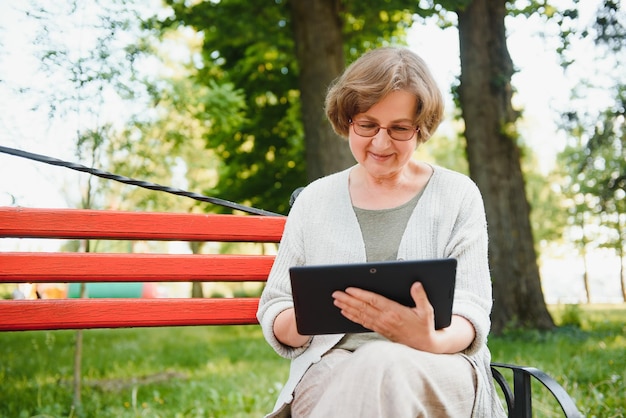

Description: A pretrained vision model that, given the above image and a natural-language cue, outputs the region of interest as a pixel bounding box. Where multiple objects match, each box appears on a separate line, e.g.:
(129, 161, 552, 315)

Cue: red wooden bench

(0, 206, 582, 417)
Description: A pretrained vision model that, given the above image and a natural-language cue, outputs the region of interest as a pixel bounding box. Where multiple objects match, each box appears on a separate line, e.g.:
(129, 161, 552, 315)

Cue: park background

(1, 1, 624, 305)
(0, 0, 625, 417)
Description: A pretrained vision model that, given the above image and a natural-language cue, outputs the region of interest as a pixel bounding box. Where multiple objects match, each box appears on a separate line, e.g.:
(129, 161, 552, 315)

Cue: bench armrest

(491, 362, 582, 418)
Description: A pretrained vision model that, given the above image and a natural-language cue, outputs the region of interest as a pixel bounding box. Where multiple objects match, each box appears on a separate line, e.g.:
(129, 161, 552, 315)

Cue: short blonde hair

(325, 47, 444, 143)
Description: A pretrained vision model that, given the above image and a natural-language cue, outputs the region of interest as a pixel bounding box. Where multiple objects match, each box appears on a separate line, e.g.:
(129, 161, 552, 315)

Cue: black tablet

(289, 258, 456, 335)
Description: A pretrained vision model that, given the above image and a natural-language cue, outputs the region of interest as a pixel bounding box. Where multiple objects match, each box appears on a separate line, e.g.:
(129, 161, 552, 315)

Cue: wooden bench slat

(0, 253, 275, 283)
(0, 207, 286, 242)
(0, 298, 260, 331)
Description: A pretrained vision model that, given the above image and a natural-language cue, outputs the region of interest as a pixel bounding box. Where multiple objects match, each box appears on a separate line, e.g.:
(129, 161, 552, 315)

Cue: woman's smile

(368, 150, 393, 161)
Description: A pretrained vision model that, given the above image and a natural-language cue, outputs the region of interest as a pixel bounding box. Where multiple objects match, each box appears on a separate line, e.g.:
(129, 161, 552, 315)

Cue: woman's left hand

(332, 282, 474, 353)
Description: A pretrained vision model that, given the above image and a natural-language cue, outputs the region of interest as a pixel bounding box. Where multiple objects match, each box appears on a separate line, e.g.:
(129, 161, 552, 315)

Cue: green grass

(1, 304, 624, 417)
(490, 304, 626, 418)
(0, 326, 287, 417)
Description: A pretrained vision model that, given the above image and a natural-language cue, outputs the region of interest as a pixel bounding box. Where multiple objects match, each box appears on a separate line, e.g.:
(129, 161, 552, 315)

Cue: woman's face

(348, 90, 418, 181)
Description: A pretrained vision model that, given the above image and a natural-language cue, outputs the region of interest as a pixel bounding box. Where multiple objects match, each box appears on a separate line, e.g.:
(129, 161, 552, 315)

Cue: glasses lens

(353, 121, 378, 137)
(352, 120, 415, 141)
(389, 126, 415, 141)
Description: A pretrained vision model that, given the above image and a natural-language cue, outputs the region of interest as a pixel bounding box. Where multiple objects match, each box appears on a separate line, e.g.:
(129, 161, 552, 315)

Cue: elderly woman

(257, 46, 506, 418)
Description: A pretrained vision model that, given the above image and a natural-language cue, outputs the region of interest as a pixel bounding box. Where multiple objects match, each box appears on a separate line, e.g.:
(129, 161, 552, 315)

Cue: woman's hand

(273, 308, 311, 348)
(332, 282, 475, 354)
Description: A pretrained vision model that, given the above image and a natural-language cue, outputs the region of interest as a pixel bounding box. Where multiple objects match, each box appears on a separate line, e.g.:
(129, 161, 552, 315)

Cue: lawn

(0, 304, 624, 417)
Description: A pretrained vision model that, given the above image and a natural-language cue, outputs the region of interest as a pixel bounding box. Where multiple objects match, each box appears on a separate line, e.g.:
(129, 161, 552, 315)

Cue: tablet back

(289, 258, 456, 335)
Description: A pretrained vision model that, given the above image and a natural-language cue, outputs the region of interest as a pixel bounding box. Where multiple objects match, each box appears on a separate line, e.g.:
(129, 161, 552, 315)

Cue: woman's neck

(349, 161, 433, 210)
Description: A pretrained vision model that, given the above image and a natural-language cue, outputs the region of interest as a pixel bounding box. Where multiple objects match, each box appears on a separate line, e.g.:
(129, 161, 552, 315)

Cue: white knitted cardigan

(257, 165, 506, 417)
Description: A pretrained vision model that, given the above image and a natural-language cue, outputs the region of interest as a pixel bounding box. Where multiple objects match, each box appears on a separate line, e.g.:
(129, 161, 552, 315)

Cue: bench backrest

(0, 207, 286, 331)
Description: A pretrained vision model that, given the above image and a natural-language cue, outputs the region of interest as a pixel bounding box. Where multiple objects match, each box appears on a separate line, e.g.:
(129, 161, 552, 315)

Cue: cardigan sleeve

(256, 188, 310, 359)
(443, 179, 492, 356)
(256, 169, 356, 359)
(400, 167, 493, 356)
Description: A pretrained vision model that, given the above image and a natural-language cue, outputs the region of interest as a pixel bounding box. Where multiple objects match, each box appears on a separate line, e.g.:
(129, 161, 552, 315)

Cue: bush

(559, 304, 583, 328)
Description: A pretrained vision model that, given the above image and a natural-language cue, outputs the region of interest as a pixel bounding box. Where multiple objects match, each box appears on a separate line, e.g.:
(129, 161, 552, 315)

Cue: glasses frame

(349, 119, 419, 142)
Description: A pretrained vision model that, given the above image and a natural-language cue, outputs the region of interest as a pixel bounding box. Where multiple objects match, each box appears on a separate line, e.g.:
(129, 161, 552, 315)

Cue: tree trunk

(617, 213, 626, 302)
(290, 0, 355, 181)
(582, 252, 591, 304)
(456, 0, 554, 333)
(190, 241, 205, 298)
(580, 218, 591, 303)
(619, 249, 626, 302)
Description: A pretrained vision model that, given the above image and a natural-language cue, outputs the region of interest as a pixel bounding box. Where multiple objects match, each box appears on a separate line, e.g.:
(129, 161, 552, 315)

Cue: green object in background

(67, 282, 144, 298)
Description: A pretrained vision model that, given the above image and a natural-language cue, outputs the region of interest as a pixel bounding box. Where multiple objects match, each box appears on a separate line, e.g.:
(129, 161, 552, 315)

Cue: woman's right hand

(273, 308, 311, 348)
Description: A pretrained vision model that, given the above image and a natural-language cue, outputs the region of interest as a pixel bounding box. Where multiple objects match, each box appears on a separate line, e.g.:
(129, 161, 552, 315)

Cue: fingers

(332, 288, 383, 330)
(410, 281, 435, 322)
(332, 283, 438, 349)
(410, 281, 430, 306)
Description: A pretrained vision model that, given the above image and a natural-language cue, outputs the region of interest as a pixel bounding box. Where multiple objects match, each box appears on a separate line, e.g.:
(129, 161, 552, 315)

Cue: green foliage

(18, 0, 175, 210)
(0, 284, 15, 300)
(523, 151, 568, 246)
(157, 0, 306, 215)
(554, 2, 625, 279)
(557, 303, 584, 328)
(556, 89, 626, 269)
(594, 0, 626, 52)
(416, 131, 469, 175)
(149, 1, 444, 214)
(1, 305, 624, 417)
(106, 76, 248, 214)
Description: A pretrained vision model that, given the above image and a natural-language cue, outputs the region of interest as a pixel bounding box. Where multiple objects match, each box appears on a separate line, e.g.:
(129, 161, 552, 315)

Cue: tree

(525, 161, 568, 250)
(106, 65, 250, 298)
(155, 0, 563, 332)
(18, 1, 165, 413)
(580, 0, 626, 301)
(157, 0, 419, 214)
(556, 0, 626, 302)
(156, 1, 304, 214)
(559, 102, 626, 303)
(581, 107, 626, 302)
(557, 136, 600, 304)
(290, 0, 354, 180)
(455, 0, 554, 331)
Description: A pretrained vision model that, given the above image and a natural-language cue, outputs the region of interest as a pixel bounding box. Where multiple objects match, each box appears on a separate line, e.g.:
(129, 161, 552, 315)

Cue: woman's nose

(371, 128, 392, 146)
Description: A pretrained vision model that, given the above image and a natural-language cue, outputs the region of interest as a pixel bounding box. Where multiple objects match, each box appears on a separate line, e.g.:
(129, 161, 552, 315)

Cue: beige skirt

(272, 340, 479, 418)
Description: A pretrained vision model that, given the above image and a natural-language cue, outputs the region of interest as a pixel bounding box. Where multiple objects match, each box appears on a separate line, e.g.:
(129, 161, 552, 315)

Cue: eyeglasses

(349, 119, 418, 141)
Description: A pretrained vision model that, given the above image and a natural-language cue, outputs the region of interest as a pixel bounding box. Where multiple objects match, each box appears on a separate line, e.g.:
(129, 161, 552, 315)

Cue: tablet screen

(289, 258, 456, 335)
